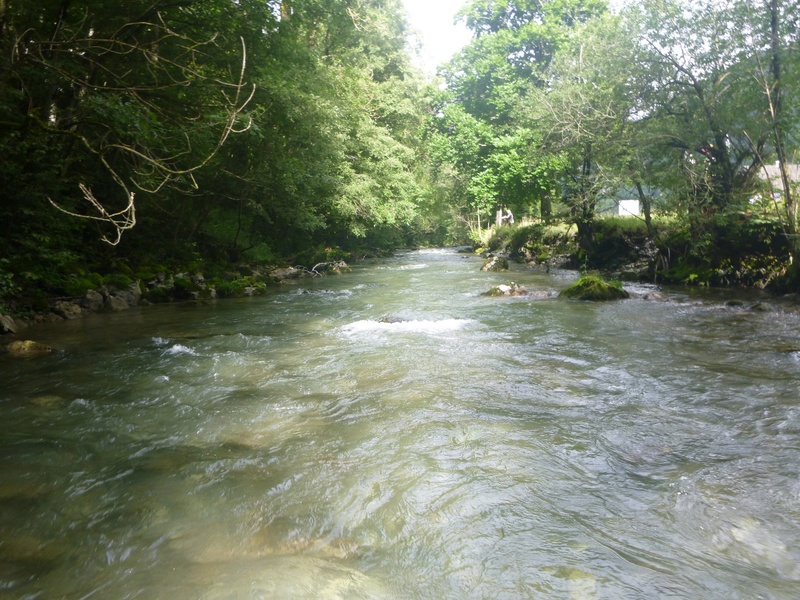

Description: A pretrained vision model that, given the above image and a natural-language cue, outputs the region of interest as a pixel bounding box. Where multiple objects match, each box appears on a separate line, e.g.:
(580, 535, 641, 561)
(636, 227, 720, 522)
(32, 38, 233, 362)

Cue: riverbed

(1, 249, 799, 599)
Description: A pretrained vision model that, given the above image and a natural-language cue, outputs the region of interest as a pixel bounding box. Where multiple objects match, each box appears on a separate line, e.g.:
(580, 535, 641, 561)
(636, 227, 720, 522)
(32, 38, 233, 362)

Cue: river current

(1, 248, 799, 599)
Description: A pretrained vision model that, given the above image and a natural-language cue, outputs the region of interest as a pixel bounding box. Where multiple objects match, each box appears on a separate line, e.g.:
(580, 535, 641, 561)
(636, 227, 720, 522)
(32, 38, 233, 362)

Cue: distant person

(504, 208, 514, 225)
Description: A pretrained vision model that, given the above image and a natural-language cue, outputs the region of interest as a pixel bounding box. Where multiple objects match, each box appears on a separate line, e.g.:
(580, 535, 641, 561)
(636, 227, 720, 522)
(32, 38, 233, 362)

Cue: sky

(400, 0, 630, 75)
(401, 0, 472, 75)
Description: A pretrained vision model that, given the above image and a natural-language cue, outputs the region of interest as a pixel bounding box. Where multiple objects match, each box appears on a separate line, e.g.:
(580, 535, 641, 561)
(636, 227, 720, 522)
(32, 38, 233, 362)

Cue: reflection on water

(2, 249, 800, 599)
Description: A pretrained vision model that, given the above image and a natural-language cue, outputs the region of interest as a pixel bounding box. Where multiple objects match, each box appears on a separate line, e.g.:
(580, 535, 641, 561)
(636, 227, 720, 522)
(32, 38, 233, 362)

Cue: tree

(735, 0, 800, 264)
(522, 12, 638, 252)
(0, 1, 254, 246)
(627, 0, 774, 216)
(431, 0, 607, 238)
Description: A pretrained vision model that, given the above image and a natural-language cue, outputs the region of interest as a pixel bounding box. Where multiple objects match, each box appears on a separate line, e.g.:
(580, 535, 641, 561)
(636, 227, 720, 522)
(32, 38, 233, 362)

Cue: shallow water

(1, 249, 800, 599)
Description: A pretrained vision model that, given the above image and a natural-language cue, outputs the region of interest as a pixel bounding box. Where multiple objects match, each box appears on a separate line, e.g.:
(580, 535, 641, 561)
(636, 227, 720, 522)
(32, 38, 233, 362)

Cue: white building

(618, 199, 640, 216)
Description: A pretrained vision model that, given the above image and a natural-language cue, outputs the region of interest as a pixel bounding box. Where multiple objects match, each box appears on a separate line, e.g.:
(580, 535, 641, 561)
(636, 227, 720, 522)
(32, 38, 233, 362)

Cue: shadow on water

(2, 248, 800, 598)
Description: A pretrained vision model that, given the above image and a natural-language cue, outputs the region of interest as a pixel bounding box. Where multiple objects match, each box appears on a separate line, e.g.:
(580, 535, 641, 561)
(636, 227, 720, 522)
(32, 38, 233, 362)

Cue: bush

(507, 224, 545, 257)
(172, 277, 199, 300)
(590, 217, 651, 268)
(103, 274, 133, 290)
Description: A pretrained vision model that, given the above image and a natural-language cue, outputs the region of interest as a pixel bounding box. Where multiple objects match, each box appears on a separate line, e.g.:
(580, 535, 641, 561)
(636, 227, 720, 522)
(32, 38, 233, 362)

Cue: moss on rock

(559, 274, 629, 301)
(5, 340, 54, 357)
(481, 256, 509, 272)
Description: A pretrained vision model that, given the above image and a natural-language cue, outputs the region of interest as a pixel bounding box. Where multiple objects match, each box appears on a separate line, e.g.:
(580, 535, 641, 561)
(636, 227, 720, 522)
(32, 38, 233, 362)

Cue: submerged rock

(378, 315, 409, 323)
(559, 274, 629, 301)
(748, 302, 772, 312)
(5, 340, 54, 358)
(485, 282, 528, 297)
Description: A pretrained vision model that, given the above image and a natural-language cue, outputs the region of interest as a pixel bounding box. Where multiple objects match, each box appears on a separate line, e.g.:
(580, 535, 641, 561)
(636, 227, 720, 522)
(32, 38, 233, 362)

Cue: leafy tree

(522, 12, 638, 252)
(430, 0, 608, 241)
(627, 0, 774, 215)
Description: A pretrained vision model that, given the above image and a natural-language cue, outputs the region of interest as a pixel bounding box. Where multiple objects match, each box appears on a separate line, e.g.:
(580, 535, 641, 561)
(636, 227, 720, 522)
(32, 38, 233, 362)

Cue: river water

(1, 249, 800, 599)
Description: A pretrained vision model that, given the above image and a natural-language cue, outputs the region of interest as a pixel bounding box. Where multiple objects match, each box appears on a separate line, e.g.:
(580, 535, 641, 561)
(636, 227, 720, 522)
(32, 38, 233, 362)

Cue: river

(1, 248, 799, 599)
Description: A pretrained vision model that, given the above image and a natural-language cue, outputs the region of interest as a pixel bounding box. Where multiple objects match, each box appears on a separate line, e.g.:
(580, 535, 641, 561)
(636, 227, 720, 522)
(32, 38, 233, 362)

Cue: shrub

(103, 274, 133, 290)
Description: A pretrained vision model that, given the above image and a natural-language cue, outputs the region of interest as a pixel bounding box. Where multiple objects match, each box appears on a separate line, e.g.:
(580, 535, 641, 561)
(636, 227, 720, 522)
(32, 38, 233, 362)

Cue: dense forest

(1, 0, 799, 317)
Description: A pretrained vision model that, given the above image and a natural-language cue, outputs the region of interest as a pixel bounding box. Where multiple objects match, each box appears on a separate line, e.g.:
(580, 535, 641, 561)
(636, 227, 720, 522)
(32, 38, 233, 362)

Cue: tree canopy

(1, 0, 799, 308)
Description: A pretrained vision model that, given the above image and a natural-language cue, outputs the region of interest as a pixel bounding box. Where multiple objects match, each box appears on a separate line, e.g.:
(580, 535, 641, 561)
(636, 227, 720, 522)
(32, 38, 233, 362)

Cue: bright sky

(401, 0, 472, 75)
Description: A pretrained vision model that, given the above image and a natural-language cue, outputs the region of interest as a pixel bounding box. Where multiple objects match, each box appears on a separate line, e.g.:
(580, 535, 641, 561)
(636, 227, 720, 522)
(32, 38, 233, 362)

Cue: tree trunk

(576, 145, 596, 255)
(0, 0, 8, 39)
(541, 194, 552, 221)
(768, 0, 798, 262)
(635, 181, 653, 239)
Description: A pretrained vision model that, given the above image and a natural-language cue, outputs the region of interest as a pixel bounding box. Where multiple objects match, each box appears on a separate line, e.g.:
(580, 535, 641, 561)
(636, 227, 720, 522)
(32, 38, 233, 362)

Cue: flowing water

(2, 249, 800, 599)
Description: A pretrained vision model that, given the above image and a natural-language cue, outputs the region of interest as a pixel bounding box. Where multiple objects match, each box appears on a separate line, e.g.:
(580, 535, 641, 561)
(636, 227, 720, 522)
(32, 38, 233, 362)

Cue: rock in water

(481, 256, 509, 272)
(484, 282, 528, 296)
(559, 275, 629, 301)
(0, 314, 21, 333)
(5, 340, 54, 358)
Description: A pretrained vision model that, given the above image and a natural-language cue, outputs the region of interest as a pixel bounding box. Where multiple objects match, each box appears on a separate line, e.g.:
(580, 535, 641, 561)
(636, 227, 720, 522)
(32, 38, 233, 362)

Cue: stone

(108, 294, 133, 312)
(559, 274, 630, 301)
(485, 282, 528, 297)
(749, 302, 772, 312)
(83, 289, 105, 312)
(643, 292, 667, 302)
(5, 340, 54, 358)
(129, 280, 143, 304)
(481, 256, 509, 272)
(0, 314, 20, 334)
(270, 266, 304, 282)
(53, 300, 83, 320)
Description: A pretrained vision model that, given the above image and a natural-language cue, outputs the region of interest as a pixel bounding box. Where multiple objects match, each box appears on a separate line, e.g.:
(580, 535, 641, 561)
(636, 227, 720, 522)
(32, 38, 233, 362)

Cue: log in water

(1, 249, 799, 598)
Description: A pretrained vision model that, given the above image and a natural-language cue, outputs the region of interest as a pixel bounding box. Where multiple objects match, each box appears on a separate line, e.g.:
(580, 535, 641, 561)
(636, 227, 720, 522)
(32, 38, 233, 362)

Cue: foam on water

(163, 343, 197, 356)
(340, 318, 472, 335)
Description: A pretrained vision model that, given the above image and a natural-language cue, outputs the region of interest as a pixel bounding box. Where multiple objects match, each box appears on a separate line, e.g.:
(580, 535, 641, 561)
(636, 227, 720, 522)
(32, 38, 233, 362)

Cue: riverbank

(0, 260, 351, 337)
(482, 214, 799, 292)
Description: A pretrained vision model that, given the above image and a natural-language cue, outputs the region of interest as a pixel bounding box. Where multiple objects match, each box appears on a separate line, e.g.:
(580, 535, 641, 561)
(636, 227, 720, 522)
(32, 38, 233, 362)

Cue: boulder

(481, 256, 509, 272)
(83, 289, 105, 312)
(0, 314, 21, 334)
(129, 280, 143, 304)
(485, 282, 528, 297)
(108, 294, 134, 312)
(5, 340, 53, 358)
(270, 266, 304, 282)
(52, 300, 83, 320)
(559, 274, 630, 301)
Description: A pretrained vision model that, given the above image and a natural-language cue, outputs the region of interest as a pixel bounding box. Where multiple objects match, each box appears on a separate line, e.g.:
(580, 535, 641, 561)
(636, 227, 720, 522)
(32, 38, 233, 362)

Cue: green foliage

(2, 0, 798, 304)
(172, 278, 199, 300)
(0, 260, 21, 305)
(589, 217, 651, 268)
(62, 273, 104, 297)
(486, 225, 517, 252)
(211, 277, 267, 298)
(143, 287, 173, 304)
(507, 224, 546, 256)
(103, 274, 134, 290)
